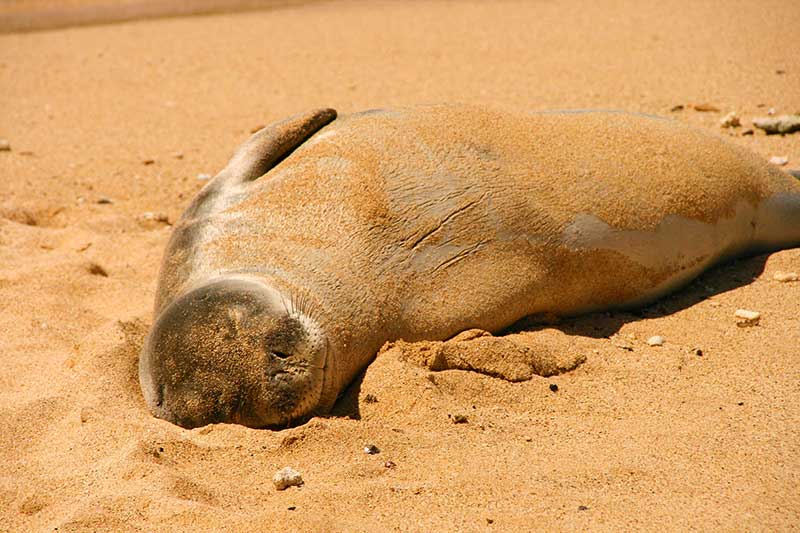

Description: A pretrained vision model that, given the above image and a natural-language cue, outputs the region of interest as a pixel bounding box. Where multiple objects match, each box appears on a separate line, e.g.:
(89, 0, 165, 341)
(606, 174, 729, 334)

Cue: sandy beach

(1, 1, 799, 530)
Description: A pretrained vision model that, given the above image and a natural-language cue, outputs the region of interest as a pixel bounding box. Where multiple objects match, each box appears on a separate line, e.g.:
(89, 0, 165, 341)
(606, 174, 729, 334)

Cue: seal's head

(139, 278, 329, 428)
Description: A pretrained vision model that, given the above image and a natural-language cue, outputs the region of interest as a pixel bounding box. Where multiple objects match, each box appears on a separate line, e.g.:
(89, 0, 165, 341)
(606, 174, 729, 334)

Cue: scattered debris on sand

(692, 103, 720, 112)
(753, 115, 800, 134)
(647, 335, 665, 346)
(273, 467, 304, 490)
(720, 112, 740, 128)
(773, 271, 799, 282)
(364, 444, 380, 455)
(137, 211, 171, 228)
(734, 309, 761, 327)
(87, 263, 108, 277)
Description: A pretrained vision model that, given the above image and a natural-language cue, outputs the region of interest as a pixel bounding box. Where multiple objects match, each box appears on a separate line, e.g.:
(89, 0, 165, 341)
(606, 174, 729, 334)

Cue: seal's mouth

(139, 278, 327, 429)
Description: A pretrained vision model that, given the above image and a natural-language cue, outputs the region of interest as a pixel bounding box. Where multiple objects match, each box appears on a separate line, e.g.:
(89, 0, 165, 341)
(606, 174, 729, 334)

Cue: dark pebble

(549, 383, 559, 392)
(363, 394, 378, 404)
(451, 414, 468, 424)
(364, 444, 380, 455)
(87, 263, 108, 277)
(287, 506, 296, 511)
(578, 505, 589, 511)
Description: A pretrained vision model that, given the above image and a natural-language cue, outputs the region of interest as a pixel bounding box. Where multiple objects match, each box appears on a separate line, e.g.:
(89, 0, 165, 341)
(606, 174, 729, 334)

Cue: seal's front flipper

(396, 329, 586, 381)
(222, 108, 337, 183)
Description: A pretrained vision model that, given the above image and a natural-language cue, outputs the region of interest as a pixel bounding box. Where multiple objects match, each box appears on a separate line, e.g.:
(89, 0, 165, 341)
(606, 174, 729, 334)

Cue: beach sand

(1, 1, 799, 530)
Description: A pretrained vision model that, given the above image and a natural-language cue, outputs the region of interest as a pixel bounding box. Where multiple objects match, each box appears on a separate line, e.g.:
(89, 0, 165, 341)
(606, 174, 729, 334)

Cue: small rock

(549, 383, 559, 392)
(363, 393, 378, 404)
(692, 103, 720, 113)
(364, 444, 380, 455)
(741, 129, 754, 136)
(773, 271, 799, 282)
(694, 348, 704, 357)
(138, 212, 171, 226)
(197, 173, 212, 180)
(451, 414, 468, 424)
(170, 152, 184, 159)
(669, 105, 684, 112)
(612, 336, 634, 351)
(720, 112, 740, 128)
(767, 108, 776, 116)
(768, 156, 789, 166)
(646, 335, 664, 346)
(142, 158, 155, 165)
(776, 69, 785, 75)
(578, 505, 590, 511)
(0, 139, 10, 151)
(753, 114, 800, 134)
(96, 197, 113, 205)
(384, 460, 397, 469)
(287, 506, 297, 511)
(734, 309, 761, 327)
(87, 263, 108, 277)
(272, 467, 303, 490)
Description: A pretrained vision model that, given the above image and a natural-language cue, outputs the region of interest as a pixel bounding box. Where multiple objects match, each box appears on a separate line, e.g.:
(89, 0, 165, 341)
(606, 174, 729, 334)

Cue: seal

(139, 104, 800, 428)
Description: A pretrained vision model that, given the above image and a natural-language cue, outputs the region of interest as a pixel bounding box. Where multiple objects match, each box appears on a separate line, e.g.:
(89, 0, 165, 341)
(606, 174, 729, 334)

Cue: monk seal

(139, 104, 800, 428)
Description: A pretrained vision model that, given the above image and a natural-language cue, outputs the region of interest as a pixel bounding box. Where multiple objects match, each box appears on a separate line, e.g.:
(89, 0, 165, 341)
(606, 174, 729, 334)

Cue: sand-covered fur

(141, 104, 800, 428)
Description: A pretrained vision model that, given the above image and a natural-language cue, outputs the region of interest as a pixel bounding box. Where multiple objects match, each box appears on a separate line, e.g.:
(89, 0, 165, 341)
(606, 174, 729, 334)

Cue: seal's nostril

(272, 351, 291, 359)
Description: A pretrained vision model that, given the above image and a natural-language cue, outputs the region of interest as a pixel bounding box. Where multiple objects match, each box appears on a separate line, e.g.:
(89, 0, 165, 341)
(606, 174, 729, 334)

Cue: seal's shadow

(330, 371, 364, 420)
(333, 254, 770, 420)
(506, 254, 770, 339)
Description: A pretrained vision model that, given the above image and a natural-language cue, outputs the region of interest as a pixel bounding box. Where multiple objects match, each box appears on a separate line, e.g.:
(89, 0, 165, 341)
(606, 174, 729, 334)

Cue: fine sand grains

(1, 0, 799, 531)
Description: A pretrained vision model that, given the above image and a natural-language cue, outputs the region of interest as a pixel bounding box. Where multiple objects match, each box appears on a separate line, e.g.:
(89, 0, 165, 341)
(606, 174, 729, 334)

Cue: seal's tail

(752, 168, 800, 251)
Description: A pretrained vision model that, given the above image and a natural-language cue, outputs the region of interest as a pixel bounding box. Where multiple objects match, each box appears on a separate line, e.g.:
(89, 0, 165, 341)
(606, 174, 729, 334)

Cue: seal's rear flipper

(222, 108, 337, 183)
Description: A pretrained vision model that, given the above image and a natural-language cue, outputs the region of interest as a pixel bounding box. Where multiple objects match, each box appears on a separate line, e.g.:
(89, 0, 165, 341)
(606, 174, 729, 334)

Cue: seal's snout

(139, 278, 326, 429)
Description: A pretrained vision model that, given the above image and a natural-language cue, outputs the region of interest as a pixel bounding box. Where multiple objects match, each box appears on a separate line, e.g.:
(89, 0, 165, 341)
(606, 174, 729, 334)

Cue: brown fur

(142, 104, 800, 427)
